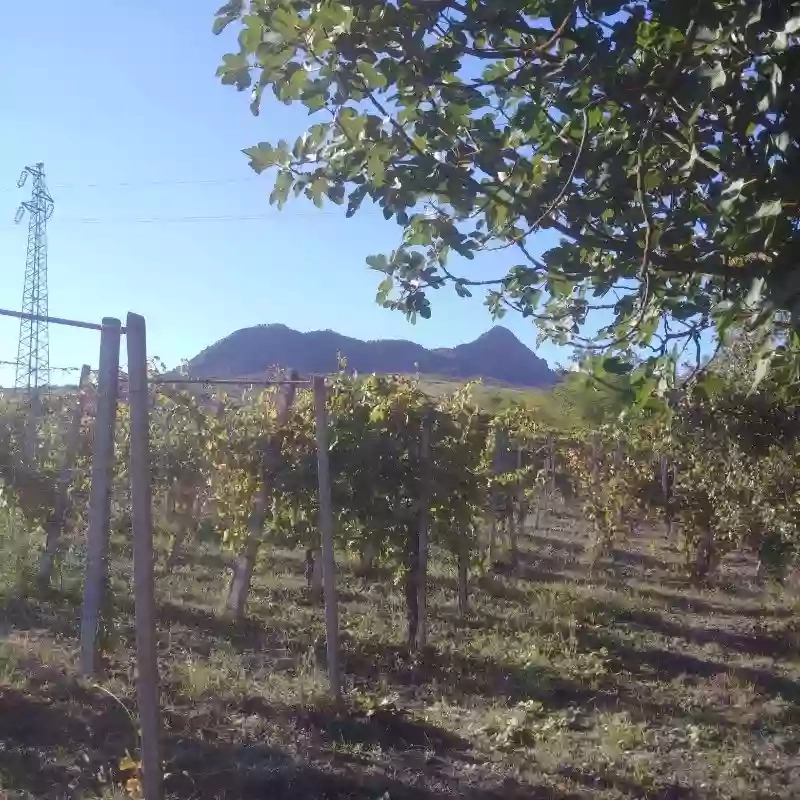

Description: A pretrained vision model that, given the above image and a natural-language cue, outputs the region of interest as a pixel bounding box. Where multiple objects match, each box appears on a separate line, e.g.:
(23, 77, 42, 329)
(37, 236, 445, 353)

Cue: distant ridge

(185, 323, 557, 388)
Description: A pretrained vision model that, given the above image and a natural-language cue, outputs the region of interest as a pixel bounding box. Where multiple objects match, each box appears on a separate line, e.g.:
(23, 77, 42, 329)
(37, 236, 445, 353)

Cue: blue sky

(0, 1, 572, 387)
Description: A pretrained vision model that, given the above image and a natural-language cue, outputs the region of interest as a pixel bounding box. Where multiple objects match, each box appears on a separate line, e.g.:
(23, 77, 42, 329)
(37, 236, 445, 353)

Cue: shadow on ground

(0, 679, 580, 800)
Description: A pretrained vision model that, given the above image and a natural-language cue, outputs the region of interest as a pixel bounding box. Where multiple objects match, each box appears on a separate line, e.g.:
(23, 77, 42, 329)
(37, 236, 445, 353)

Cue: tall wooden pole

(80, 320, 120, 677)
(126, 313, 164, 800)
(416, 415, 431, 649)
(313, 376, 341, 701)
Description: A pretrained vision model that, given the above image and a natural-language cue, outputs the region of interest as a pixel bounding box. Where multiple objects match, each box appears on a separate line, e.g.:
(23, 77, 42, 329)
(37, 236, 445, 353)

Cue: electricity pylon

(14, 164, 54, 398)
(14, 163, 54, 459)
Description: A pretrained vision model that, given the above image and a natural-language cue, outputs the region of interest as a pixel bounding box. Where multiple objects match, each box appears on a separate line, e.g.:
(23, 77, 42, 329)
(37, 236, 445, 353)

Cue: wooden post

(80, 320, 120, 677)
(660, 455, 673, 538)
(416, 415, 431, 649)
(226, 372, 298, 619)
(314, 375, 341, 701)
(126, 312, 164, 800)
(38, 364, 91, 587)
(487, 427, 504, 563)
(457, 541, 469, 616)
(509, 442, 522, 569)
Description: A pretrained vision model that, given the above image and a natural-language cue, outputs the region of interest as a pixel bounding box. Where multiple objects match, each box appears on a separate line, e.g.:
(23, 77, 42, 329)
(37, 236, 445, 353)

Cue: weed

(598, 712, 649, 760)
(0, 642, 22, 687)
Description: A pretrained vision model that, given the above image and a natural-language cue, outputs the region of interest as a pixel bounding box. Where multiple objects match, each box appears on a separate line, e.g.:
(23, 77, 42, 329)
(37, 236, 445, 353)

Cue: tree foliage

(214, 0, 800, 397)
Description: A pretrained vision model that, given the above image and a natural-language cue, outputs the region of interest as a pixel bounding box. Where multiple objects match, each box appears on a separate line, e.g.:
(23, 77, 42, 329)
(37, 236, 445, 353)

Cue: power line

(0, 209, 391, 228)
(0, 176, 262, 193)
(0, 359, 83, 374)
(59, 212, 327, 224)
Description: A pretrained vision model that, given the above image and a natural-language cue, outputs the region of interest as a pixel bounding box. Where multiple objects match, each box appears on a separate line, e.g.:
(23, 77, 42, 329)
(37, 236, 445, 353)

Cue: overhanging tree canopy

(214, 0, 800, 396)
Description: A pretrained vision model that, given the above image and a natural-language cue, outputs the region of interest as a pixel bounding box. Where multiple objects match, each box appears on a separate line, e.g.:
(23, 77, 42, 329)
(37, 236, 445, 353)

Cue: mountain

(185, 324, 557, 388)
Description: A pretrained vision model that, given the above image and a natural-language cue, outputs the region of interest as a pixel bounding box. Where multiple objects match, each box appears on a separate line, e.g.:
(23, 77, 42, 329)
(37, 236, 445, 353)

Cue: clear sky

(0, 1, 573, 387)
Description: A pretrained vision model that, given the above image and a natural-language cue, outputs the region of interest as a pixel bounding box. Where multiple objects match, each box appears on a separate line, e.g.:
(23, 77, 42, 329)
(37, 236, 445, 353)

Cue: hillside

(185, 324, 556, 388)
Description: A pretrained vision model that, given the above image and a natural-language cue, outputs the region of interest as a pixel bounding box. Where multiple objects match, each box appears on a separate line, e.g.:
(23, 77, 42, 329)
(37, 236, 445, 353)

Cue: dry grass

(1, 504, 800, 799)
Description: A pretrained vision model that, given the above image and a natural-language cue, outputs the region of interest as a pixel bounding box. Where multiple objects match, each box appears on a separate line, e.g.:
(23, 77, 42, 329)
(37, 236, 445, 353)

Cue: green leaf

(242, 142, 287, 173)
(221, 52, 248, 72)
(750, 356, 770, 393)
(602, 357, 633, 375)
(358, 60, 388, 89)
(774, 131, 790, 153)
(269, 171, 293, 208)
(366, 254, 390, 272)
(755, 199, 782, 219)
(700, 62, 727, 91)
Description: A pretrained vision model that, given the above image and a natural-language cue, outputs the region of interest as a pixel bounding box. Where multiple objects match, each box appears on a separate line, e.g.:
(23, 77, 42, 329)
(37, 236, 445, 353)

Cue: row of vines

(1, 363, 799, 646)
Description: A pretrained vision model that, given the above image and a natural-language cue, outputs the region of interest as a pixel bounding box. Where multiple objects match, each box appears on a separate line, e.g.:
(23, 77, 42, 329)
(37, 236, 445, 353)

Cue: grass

(1, 504, 800, 799)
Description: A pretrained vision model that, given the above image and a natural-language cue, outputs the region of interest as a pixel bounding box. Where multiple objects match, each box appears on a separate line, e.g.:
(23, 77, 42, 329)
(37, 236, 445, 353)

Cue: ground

(1, 504, 799, 800)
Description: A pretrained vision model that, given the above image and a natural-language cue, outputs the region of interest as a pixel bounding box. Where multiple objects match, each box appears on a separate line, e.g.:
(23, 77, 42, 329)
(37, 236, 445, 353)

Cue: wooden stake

(38, 364, 91, 587)
(457, 543, 469, 616)
(509, 442, 523, 569)
(126, 312, 164, 800)
(487, 427, 504, 562)
(416, 415, 431, 649)
(660, 455, 673, 538)
(314, 376, 341, 701)
(80, 321, 120, 677)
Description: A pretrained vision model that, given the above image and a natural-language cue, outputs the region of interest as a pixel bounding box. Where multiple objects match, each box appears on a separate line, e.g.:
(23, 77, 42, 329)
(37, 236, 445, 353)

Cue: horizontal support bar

(149, 377, 313, 387)
(0, 307, 125, 333)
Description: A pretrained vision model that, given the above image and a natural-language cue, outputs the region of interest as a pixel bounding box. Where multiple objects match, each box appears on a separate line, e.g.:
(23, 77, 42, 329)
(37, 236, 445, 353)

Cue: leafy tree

(666, 381, 800, 581)
(214, 0, 800, 397)
(546, 368, 637, 427)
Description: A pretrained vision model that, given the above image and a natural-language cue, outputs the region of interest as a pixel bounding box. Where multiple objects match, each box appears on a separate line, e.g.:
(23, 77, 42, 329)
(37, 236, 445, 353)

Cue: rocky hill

(185, 324, 556, 388)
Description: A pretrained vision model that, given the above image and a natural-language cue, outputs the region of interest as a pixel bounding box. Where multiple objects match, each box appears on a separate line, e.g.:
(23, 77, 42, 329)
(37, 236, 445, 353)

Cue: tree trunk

(487, 513, 498, 563)
(225, 487, 267, 619)
(356, 540, 379, 577)
(693, 529, 716, 580)
(165, 523, 187, 570)
(225, 372, 299, 620)
(165, 482, 197, 570)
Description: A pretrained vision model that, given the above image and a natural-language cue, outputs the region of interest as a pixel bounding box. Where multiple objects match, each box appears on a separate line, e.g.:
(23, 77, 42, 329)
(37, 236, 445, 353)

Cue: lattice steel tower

(14, 162, 54, 404)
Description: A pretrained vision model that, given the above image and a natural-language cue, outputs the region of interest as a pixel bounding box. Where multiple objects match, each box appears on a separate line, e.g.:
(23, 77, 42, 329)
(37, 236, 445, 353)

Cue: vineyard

(1, 354, 800, 799)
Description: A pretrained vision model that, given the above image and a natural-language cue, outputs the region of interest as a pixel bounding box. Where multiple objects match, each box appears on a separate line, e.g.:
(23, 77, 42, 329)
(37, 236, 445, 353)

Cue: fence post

(38, 364, 91, 587)
(313, 375, 341, 701)
(487, 427, 504, 563)
(126, 312, 164, 800)
(509, 441, 522, 569)
(457, 541, 469, 617)
(416, 414, 431, 649)
(660, 455, 673, 538)
(80, 320, 120, 677)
